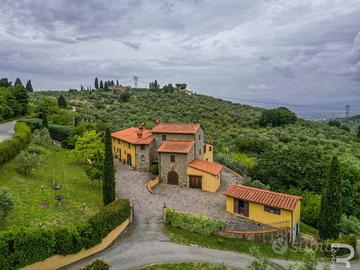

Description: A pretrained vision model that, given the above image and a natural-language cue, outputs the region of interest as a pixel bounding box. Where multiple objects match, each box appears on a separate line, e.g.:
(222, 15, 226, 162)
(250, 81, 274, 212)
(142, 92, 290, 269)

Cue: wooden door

(189, 176, 202, 189)
(234, 199, 249, 217)
(127, 154, 132, 166)
(167, 171, 179, 185)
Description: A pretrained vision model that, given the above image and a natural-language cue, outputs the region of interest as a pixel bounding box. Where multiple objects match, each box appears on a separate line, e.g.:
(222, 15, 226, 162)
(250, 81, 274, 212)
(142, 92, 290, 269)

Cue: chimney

(137, 130, 143, 139)
(139, 122, 145, 131)
(153, 119, 160, 126)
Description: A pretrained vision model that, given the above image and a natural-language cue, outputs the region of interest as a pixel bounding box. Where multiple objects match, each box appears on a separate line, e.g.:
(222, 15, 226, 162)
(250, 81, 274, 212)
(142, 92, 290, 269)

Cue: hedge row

(0, 199, 130, 269)
(164, 208, 225, 235)
(20, 118, 72, 143)
(0, 122, 31, 165)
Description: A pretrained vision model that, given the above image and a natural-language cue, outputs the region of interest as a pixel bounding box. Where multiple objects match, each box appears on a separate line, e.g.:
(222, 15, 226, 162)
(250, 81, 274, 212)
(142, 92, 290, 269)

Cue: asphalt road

(64, 223, 296, 270)
(0, 120, 16, 142)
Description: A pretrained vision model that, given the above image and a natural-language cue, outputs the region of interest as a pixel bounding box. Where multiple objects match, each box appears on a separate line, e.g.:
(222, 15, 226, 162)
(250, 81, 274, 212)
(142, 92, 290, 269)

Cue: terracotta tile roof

(157, 141, 195, 154)
(224, 184, 301, 211)
(188, 159, 223, 176)
(111, 127, 153, 145)
(151, 123, 201, 134)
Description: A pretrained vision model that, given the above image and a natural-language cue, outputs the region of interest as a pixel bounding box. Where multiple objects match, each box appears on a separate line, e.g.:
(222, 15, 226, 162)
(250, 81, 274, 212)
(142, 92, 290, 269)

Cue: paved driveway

(0, 120, 16, 142)
(115, 162, 254, 229)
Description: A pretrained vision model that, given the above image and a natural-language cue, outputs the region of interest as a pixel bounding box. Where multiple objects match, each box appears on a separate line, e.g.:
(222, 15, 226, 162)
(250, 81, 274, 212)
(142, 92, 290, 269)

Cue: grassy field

(136, 262, 235, 270)
(164, 226, 323, 261)
(0, 145, 102, 229)
(300, 222, 319, 238)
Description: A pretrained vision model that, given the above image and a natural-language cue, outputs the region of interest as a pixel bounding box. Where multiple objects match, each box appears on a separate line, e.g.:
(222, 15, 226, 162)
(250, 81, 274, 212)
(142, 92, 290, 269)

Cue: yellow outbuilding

(187, 159, 222, 192)
(224, 184, 301, 242)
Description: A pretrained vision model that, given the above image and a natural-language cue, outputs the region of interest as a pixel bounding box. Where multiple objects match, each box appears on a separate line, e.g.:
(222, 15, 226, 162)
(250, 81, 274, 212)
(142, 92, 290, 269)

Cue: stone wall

(135, 144, 150, 171)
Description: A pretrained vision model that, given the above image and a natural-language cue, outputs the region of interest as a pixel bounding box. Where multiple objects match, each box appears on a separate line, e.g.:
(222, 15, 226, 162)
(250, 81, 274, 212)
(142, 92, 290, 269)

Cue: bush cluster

(164, 208, 225, 235)
(323, 234, 358, 258)
(81, 259, 110, 270)
(0, 122, 31, 165)
(21, 118, 72, 146)
(0, 199, 130, 269)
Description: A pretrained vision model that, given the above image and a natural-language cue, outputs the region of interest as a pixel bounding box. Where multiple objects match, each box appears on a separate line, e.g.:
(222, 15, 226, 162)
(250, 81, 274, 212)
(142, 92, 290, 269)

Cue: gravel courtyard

(115, 161, 256, 230)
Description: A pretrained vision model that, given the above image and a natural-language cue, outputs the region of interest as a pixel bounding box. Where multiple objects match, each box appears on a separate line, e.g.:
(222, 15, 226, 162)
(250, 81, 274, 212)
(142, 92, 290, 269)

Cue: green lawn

(0, 145, 102, 229)
(300, 222, 319, 238)
(164, 226, 322, 261)
(136, 262, 235, 270)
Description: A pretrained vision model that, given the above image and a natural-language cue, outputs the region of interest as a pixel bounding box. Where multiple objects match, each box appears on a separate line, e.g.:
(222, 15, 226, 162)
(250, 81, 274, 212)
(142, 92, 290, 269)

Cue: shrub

(32, 128, 52, 147)
(53, 227, 82, 255)
(81, 259, 110, 270)
(0, 188, 14, 221)
(149, 164, 159, 175)
(301, 192, 321, 228)
(0, 199, 130, 269)
(243, 179, 270, 190)
(323, 234, 357, 258)
(164, 208, 225, 235)
(328, 120, 341, 128)
(215, 153, 246, 175)
(14, 150, 39, 176)
(339, 215, 360, 236)
(0, 122, 31, 165)
(235, 136, 270, 155)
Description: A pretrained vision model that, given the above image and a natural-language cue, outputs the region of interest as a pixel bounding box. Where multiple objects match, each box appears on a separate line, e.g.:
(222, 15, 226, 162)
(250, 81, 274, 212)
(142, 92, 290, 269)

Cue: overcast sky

(0, 0, 359, 115)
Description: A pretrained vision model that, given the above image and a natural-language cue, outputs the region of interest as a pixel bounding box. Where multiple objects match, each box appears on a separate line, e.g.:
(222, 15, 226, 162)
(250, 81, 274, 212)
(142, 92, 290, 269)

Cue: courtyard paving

(115, 161, 256, 230)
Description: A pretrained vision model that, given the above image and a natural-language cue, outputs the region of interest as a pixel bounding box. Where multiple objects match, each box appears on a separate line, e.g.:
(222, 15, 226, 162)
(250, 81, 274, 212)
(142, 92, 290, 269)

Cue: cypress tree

(100, 80, 103, 89)
(104, 81, 109, 91)
(25, 80, 33, 92)
(318, 156, 343, 240)
(94, 78, 99, 90)
(357, 126, 360, 140)
(102, 128, 115, 205)
(57, 95, 67, 108)
(14, 78, 23, 87)
(41, 110, 48, 129)
(116, 80, 119, 86)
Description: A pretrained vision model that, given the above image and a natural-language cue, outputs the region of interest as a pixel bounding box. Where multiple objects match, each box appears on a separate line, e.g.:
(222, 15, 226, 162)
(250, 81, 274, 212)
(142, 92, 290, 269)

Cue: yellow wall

(112, 138, 136, 167)
(225, 196, 301, 228)
(187, 166, 220, 192)
(203, 143, 213, 162)
(21, 219, 129, 270)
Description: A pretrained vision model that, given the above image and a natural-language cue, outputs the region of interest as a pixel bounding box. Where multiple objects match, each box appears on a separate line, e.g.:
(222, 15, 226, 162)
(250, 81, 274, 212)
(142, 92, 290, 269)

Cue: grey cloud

(0, 0, 359, 114)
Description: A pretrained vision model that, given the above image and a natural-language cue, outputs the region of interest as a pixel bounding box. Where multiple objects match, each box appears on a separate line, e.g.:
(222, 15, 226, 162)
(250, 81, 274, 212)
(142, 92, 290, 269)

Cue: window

(203, 145, 206, 153)
(209, 146, 212, 152)
(128, 143, 130, 148)
(162, 134, 167, 140)
(141, 155, 145, 161)
(199, 148, 201, 155)
(199, 134, 201, 140)
(170, 155, 175, 162)
(113, 147, 115, 151)
(264, 206, 281, 215)
(140, 144, 145, 150)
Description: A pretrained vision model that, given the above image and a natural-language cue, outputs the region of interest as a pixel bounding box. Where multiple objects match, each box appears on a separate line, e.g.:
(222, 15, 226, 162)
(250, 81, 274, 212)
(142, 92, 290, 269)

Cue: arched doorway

(167, 171, 179, 185)
(127, 154, 132, 166)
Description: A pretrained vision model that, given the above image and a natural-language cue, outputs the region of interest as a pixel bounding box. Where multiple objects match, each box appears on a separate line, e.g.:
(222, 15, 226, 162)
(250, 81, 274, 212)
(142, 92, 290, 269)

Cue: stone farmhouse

(111, 122, 223, 192)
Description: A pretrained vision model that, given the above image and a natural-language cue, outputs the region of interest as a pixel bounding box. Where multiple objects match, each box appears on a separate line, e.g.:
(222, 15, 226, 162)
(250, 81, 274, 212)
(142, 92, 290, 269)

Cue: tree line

(0, 77, 32, 120)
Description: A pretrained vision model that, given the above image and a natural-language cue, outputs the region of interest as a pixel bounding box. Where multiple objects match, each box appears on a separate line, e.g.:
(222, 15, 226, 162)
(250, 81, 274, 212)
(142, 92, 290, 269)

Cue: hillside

(30, 89, 360, 223)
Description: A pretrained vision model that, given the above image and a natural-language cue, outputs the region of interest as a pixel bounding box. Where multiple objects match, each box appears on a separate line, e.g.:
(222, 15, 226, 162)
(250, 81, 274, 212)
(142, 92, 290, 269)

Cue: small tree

(102, 128, 115, 205)
(15, 151, 39, 176)
(289, 249, 317, 270)
(57, 95, 67, 108)
(32, 128, 52, 147)
(319, 156, 343, 240)
(70, 130, 104, 162)
(99, 80, 104, 89)
(0, 187, 14, 221)
(25, 80, 33, 92)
